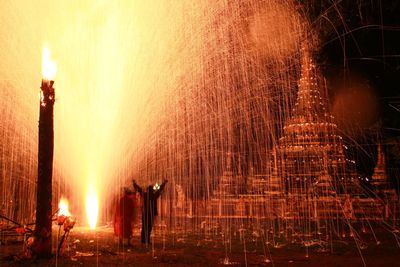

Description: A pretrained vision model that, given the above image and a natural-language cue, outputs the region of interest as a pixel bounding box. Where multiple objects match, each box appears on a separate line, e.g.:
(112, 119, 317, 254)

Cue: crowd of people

(113, 179, 168, 246)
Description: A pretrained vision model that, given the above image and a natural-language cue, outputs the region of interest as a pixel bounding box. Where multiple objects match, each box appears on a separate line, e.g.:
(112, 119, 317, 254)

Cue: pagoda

(371, 144, 389, 188)
(371, 144, 397, 200)
(273, 47, 356, 195)
(214, 152, 246, 196)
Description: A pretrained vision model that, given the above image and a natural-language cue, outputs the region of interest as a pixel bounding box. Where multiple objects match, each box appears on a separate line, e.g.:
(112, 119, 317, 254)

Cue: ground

(1, 225, 399, 266)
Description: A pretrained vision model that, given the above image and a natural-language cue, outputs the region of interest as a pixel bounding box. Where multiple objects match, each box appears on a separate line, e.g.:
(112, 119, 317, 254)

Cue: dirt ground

(1, 225, 399, 266)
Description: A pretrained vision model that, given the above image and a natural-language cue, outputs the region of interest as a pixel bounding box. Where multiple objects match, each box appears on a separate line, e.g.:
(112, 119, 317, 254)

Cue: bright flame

(41, 47, 57, 80)
(86, 187, 98, 229)
(153, 183, 160, 191)
(58, 197, 71, 217)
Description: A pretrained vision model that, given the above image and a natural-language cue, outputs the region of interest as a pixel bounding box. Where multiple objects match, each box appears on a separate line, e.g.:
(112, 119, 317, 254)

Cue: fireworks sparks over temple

(0, 0, 399, 266)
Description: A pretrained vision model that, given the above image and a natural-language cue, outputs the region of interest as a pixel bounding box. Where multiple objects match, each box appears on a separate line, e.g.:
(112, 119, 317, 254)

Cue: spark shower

(0, 0, 308, 226)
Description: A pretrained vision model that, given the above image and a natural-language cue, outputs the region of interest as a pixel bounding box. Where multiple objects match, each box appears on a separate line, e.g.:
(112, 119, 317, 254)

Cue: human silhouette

(114, 188, 136, 246)
(132, 179, 168, 244)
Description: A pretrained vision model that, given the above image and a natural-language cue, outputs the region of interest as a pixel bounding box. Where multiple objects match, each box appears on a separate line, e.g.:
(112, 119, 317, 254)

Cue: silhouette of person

(114, 187, 136, 246)
(132, 179, 168, 244)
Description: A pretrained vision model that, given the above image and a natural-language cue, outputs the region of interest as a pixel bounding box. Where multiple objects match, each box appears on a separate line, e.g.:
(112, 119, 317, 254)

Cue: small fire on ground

(58, 197, 71, 217)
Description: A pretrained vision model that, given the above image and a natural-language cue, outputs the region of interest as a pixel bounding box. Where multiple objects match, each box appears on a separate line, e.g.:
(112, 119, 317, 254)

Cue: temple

(207, 47, 399, 224)
(273, 48, 357, 195)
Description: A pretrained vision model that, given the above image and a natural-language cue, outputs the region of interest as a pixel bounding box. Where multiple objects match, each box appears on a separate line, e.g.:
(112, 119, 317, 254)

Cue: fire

(41, 47, 57, 80)
(153, 183, 160, 191)
(86, 187, 99, 229)
(58, 197, 71, 217)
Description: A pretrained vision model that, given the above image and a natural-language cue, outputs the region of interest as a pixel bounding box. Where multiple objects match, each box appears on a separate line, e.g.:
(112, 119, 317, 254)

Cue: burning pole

(32, 47, 57, 257)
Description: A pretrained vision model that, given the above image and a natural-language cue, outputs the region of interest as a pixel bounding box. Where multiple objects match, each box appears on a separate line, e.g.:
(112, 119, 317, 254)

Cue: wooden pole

(33, 79, 55, 258)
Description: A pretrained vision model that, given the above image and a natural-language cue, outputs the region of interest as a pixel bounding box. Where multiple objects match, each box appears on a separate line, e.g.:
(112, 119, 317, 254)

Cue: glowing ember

(41, 46, 57, 80)
(153, 183, 160, 191)
(58, 197, 71, 217)
(86, 187, 99, 229)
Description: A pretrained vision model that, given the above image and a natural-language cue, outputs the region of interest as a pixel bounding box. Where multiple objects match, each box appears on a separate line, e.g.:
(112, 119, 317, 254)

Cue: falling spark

(0, 2, 398, 264)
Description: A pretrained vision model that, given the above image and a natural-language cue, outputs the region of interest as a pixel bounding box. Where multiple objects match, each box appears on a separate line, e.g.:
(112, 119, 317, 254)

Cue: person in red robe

(114, 188, 136, 245)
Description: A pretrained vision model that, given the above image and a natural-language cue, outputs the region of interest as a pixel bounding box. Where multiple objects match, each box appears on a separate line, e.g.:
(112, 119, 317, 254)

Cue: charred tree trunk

(33, 80, 55, 258)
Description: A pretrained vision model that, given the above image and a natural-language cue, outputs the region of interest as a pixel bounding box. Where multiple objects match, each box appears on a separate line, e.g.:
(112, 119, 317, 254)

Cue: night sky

(302, 0, 400, 185)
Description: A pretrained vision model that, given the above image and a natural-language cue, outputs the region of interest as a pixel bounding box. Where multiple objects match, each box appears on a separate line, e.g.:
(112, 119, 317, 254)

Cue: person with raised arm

(132, 179, 168, 244)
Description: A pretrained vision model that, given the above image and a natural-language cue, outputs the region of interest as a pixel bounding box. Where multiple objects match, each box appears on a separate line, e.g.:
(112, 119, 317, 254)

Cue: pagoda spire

(371, 144, 389, 187)
(292, 46, 328, 122)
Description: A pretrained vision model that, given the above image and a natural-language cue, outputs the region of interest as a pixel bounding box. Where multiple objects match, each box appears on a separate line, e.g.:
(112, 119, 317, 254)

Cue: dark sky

(303, 0, 400, 183)
(312, 0, 400, 132)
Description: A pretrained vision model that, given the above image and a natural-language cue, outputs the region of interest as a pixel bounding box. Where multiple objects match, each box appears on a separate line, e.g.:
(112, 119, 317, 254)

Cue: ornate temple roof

(274, 46, 356, 193)
(290, 48, 331, 124)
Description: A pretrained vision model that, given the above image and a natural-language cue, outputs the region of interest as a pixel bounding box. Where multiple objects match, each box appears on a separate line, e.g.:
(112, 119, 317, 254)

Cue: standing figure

(133, 179, 168, 244)
(114, 188, 136, 245)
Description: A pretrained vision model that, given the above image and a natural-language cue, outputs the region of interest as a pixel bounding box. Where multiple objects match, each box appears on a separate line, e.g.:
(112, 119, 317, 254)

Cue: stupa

(273, 47, 357, 195)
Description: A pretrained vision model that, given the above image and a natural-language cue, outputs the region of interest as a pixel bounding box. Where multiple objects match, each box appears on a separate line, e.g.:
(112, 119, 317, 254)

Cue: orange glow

(41, 47, 57, 80)
(86, 187, 99, 229)
(249, 2, 304, 59)
(332, 79, 379, 137)
(47, 2, 185, 225)
(58, 197, 71, 217)
(0, 1, 308, 226)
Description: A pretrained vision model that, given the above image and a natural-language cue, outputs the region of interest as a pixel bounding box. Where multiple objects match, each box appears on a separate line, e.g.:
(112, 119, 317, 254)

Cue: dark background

(303, 0, 400, 188)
